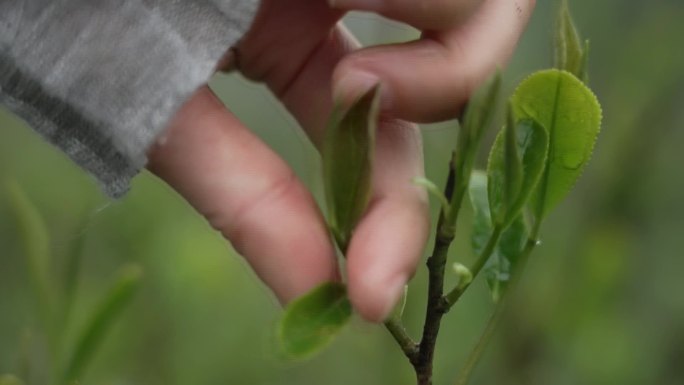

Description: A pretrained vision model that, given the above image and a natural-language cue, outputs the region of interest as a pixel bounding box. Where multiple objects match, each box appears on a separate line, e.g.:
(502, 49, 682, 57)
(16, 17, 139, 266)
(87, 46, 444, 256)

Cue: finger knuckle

(212, 171, 300, 251)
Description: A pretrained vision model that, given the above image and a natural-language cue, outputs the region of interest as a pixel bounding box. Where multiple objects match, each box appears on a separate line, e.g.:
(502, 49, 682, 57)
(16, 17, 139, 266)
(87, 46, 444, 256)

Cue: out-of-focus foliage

(1, 1, 683, 384)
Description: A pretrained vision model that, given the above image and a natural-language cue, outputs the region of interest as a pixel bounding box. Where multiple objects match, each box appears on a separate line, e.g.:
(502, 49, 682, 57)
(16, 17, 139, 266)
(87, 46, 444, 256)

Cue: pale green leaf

(62, 264, 142, 384)
(452, 263, 473, 291)
(510, 69, 602, 221)
(323, 87, 380, 252)
(487, 117, 549, 228)
(278, 282, 352, 360)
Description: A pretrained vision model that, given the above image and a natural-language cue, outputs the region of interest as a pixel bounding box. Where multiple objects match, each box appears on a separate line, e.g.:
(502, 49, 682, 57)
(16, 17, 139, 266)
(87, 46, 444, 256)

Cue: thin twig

(414, 167, 458, 385)
(444, 226, 504, 310)
(384, 318, 419, 363)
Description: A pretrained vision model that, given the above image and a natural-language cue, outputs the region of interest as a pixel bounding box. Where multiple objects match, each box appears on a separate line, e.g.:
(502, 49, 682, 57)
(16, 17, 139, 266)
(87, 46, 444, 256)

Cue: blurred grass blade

(61, 230, 86, 329)
(323, 87, 380, 252)
(449, 72, 502, 224)
(0, 375, 24, 385)
(18, 330, 32, 383)
(555, 0, 585, 79)
(510, 70, 602, 224)
(61, 264, 143, 384)
(277, 282, 352, 360)
(6, 182, 55, 330)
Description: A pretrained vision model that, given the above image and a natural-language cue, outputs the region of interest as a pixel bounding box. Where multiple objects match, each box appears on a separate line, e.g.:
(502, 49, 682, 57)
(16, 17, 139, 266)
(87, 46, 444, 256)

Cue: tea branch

(444, 225, 504, 310)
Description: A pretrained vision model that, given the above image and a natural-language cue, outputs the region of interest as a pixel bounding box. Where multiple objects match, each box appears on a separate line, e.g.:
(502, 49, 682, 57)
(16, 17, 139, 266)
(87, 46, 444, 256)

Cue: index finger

(332, 0, 536, 122)
(329, 0, 484, 30)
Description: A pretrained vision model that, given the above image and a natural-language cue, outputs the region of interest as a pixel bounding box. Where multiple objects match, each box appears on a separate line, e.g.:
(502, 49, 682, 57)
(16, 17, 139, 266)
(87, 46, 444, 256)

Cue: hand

(147, 0, 535, 322)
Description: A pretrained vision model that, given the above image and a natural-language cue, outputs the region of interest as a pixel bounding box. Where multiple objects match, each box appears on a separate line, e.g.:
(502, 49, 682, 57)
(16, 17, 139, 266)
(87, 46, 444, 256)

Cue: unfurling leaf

(487, 114, 549, 229)
(555, 0, 587, 82)
(450, 73, 502, 223)
(323, 87, 380, 252)
(62, 264, 142, 384)
(469, 173, 529, 302)
(452, 263, 473, 291)
(510, 69, 602, 223)
(278, 282, 352, 360)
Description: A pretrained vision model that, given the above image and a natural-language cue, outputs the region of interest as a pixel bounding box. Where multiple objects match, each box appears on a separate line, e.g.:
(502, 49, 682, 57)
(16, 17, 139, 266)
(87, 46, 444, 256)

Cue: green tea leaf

(469, 173, 530, 302)
(323, 87, 380, 252)
(62, 264, 142, 384)
(487, 117, 549, 228)
(555, 0, 585, 80)
(450, 73, 503, 223)
(502, 109, 525, 214)
(278, 282, 352, 360)
(468, 171, 492, 256)
(487, 109, 522, 226)
(484, 216, 528, 303)
(510, 69, 602, 221)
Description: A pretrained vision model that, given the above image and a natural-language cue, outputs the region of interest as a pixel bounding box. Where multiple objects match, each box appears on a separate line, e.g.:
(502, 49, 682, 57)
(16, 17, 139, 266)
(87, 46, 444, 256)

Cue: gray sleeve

(0, 0, 258, 197)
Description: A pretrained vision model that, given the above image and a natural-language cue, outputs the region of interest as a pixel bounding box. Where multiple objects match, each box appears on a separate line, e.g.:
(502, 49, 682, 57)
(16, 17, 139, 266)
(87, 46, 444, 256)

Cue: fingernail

(379, 274, 409, 321)
(335, 72, 392, 111)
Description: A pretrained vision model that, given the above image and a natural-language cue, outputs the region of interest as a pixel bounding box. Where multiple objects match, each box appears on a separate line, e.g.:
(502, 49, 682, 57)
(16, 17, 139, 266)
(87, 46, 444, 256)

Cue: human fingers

(332, 0, 536, 122)
(147, 86, 339, 303)
(344, 119, 430, 322)
(274, 27, 430, 322)
(329, 0, 483, 30)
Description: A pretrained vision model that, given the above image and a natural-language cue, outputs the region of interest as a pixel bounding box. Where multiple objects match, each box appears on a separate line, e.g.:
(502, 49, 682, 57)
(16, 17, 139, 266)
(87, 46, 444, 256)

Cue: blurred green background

(2, 1, 684, 384)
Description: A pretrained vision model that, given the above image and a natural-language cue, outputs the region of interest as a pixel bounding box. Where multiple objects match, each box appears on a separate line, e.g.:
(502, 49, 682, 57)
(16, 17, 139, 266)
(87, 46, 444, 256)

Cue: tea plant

(277, 2, 602, 385)
(1, 183, 142, 385)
